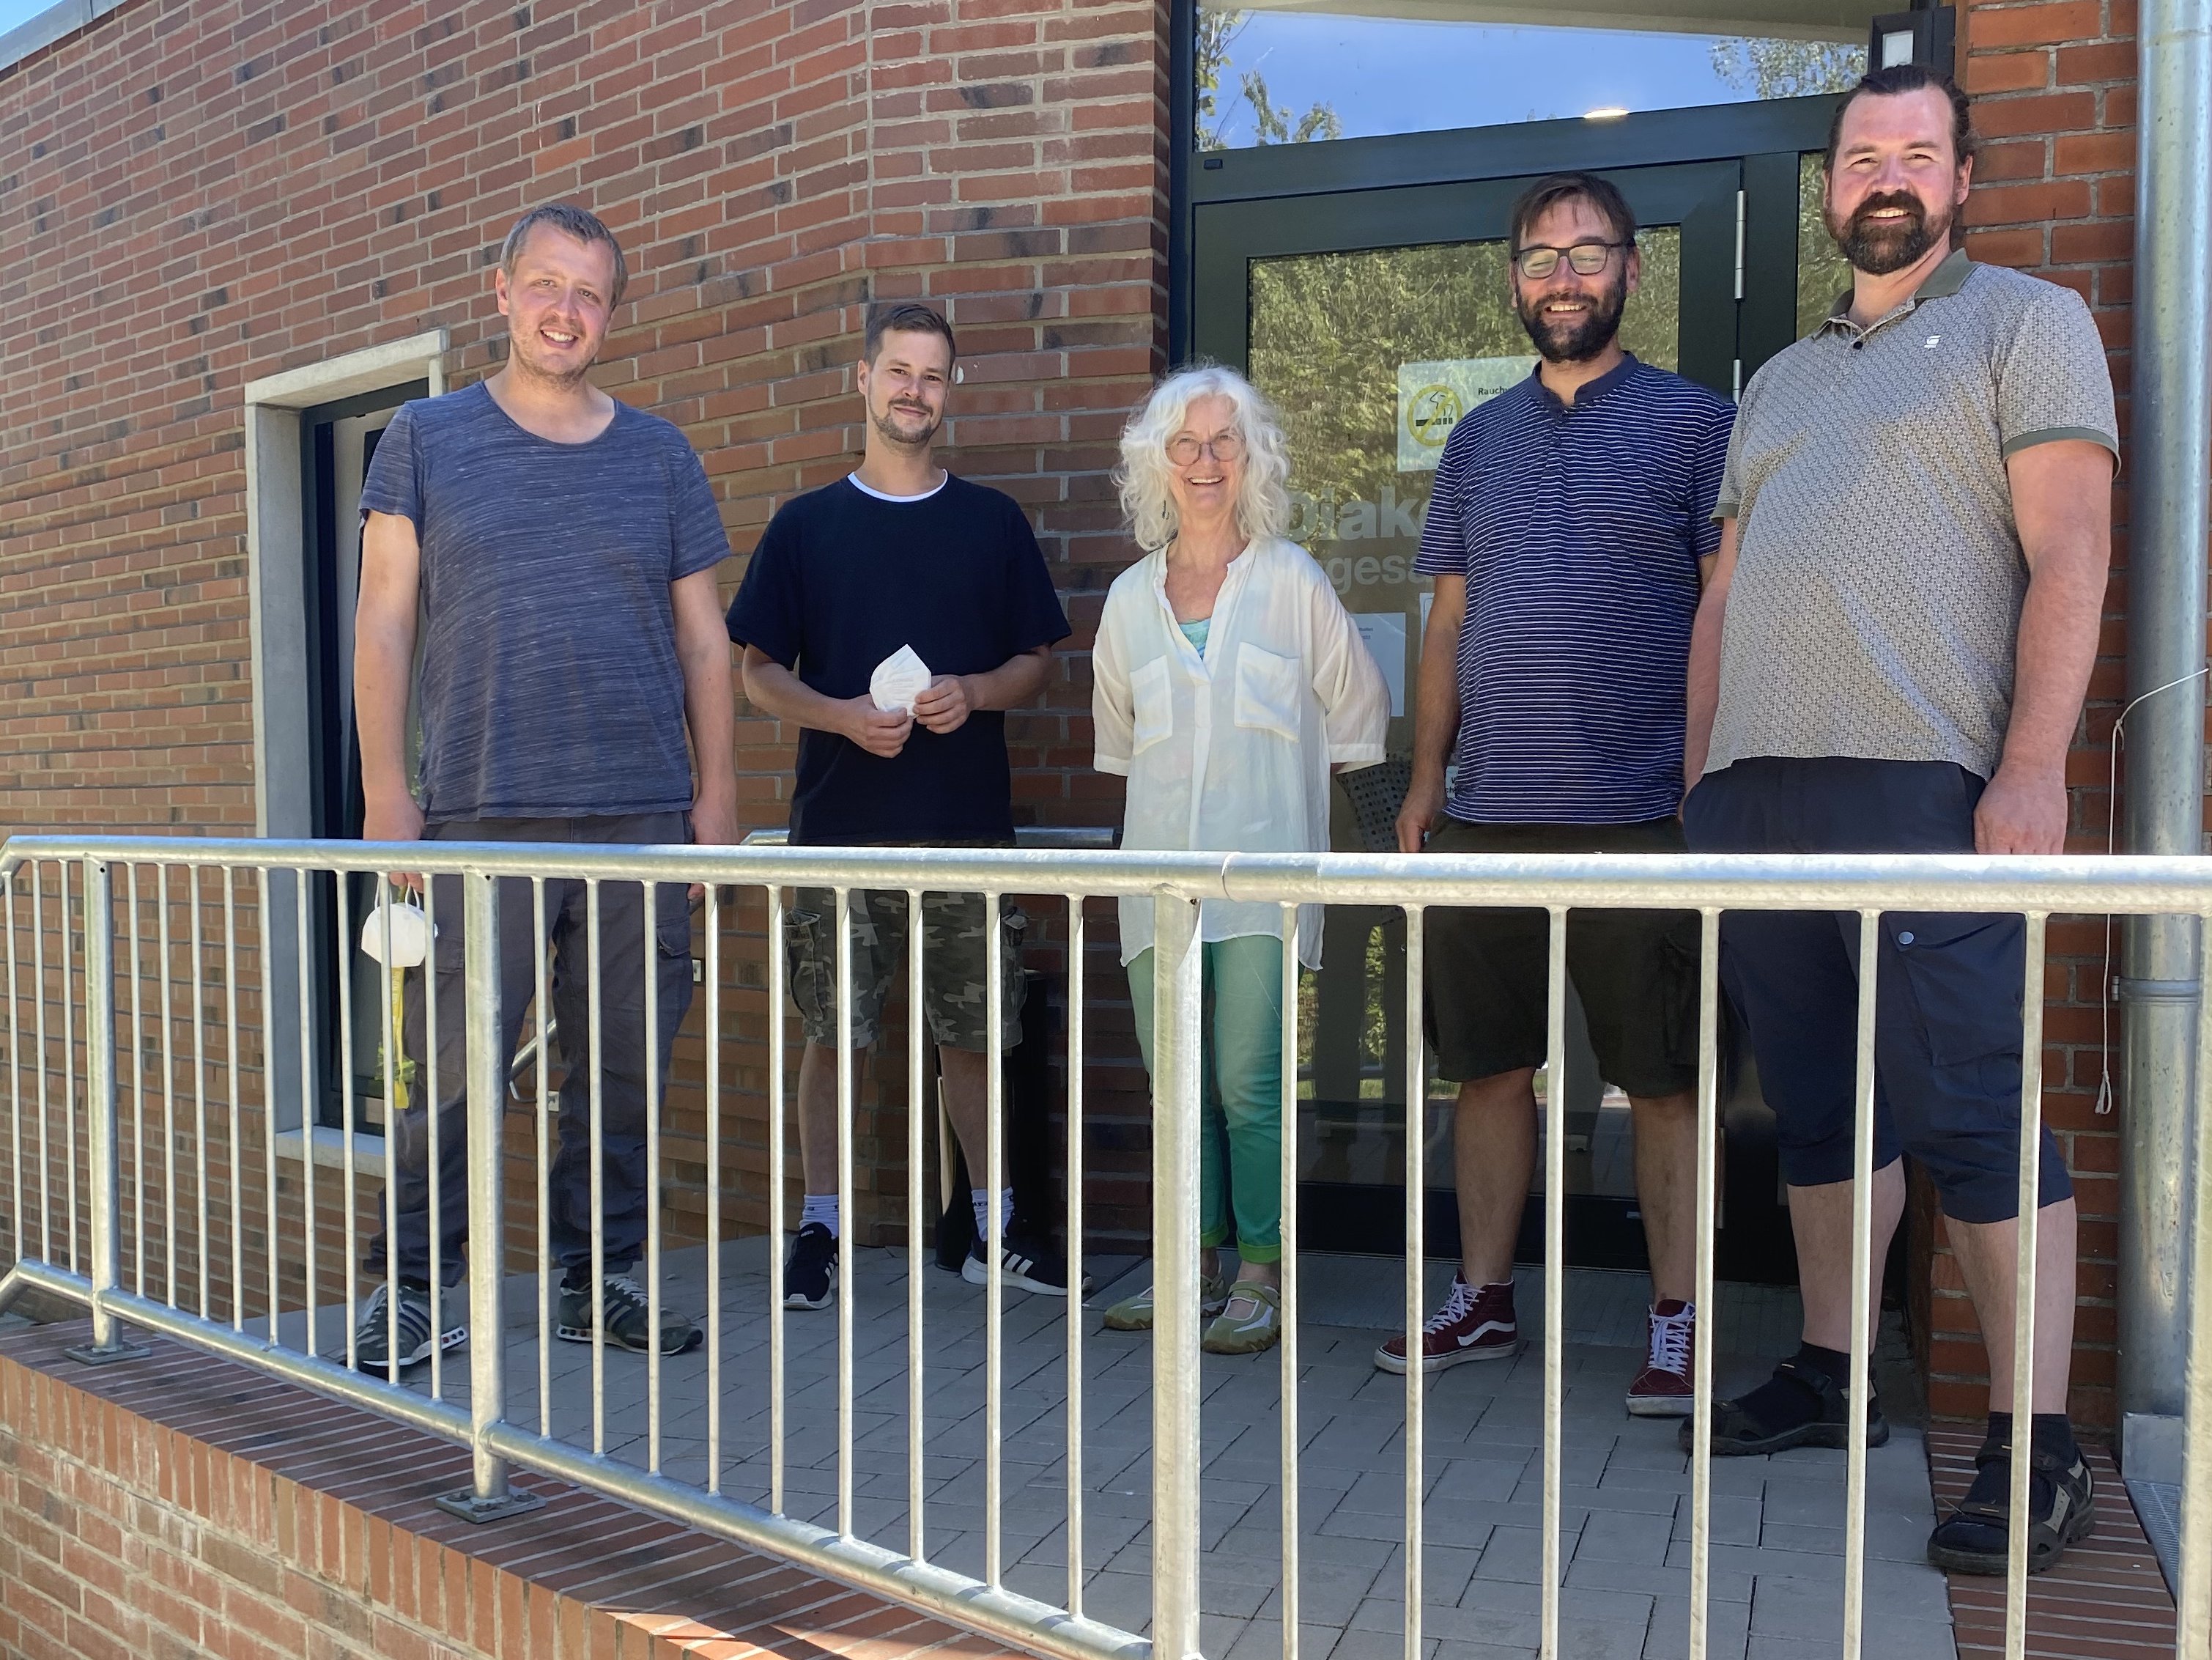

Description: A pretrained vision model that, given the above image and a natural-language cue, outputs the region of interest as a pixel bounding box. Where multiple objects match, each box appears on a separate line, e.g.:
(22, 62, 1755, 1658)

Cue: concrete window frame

(244, 328, 448, 1177)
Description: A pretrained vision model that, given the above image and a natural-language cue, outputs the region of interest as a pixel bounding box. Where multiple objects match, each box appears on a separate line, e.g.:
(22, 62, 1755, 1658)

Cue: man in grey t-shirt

(352, 203, 735, 1371)
(1682, 68, 2114, 1576)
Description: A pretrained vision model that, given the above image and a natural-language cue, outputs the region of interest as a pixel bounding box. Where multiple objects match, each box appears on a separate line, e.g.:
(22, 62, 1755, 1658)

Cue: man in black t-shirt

(726, 303, 1072, 1310)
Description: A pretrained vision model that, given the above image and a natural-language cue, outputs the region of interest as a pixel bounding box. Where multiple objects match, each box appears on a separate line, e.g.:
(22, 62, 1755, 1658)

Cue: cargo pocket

(654, 885, 694, 959)
(654, 901, 697, 1023)
(999, 901, 1032, 1045)
(1889, 913, 2023, 1089)
(427, 894, 465, 978)
(783, 907, 831, 1035)
(1131, 656, 1174, 756)
(1233, 643, 1302, 743)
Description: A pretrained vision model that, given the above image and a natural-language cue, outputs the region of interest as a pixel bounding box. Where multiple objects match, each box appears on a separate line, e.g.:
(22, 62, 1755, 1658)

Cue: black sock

(1726, 1345, 1831, 1431)
(1798, 1341, 1852, 1382)
(1986, 1411, 2080, 1463)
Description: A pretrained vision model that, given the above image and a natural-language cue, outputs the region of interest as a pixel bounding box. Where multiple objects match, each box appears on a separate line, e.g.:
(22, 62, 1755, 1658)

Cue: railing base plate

(432, 1486, 547, 1525)
(64, 1340, 150, 1367)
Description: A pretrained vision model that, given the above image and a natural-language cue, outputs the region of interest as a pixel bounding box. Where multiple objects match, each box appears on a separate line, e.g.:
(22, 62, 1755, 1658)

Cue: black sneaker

(1927, 1427, 2095, 1574)
(783, 1222, 836, 1310)
(351, 1280, 465, 1373)
(555, 1273, 701, 1354)
(1681, 1352, 1888, 1456)
(963, 1229, 1079, 1296)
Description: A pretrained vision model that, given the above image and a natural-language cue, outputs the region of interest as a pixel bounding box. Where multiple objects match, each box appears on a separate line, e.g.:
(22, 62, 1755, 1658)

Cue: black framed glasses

(1512, 240, 1630, 280)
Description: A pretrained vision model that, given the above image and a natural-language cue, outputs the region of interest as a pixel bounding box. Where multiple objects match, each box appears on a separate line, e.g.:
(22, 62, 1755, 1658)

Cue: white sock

(802, 1193, 840, 1238)
(970, 1186, 1013, 1236)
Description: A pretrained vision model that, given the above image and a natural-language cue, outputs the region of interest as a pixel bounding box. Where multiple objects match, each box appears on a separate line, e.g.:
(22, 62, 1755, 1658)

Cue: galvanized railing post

(1150, 892, 1204, 1660)
(2180, 903, 2212, 1660)
(435, 868, 544, 1524)
(64, 856, 147, 1365)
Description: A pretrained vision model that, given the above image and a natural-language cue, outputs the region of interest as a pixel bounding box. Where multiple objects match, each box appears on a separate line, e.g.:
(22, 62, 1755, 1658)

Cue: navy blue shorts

(1682, 757, 2071, 1224)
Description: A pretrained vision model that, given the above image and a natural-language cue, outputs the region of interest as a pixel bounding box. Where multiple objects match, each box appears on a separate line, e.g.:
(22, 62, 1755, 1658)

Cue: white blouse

(1093, 536, 1389, 967)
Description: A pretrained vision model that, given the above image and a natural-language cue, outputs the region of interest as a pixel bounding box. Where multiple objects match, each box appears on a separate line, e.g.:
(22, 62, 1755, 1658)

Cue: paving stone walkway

(312, 1242, 1958, 1660)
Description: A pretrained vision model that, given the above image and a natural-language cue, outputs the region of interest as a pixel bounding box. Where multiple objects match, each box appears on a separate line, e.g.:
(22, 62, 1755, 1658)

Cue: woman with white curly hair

(1092, 364, 1388, 1354)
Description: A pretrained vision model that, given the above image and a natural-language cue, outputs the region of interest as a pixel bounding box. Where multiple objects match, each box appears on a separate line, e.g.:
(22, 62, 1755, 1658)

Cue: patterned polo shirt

(1413, 353, 1734, 824)
(1707, 250, 2118, 781)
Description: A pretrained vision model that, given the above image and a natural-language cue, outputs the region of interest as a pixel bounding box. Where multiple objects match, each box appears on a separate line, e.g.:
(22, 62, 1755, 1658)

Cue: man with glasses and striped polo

(1388, 172, 1734, 1417)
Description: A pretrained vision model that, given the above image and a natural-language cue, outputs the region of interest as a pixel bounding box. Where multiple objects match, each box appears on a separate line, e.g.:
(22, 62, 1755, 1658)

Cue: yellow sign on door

(1396, 357, 1536, 471)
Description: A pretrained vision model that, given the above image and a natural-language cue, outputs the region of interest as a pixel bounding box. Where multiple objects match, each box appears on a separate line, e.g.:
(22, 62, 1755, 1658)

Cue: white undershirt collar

(847, 471, 948, 503)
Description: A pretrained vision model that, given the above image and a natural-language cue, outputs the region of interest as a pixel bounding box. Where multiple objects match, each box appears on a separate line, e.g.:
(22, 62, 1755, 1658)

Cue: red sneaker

(1374, 1274, 1517, 1375)
(1626, 1299, 1696, 1417)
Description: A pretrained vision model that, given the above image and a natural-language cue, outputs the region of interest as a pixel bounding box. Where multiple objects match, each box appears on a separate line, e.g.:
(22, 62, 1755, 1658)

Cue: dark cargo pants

(364, 813, 695, 1288)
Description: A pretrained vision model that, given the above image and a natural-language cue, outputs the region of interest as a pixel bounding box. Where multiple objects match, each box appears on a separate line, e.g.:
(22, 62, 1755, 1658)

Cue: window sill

(270, 1126, 387, 1179)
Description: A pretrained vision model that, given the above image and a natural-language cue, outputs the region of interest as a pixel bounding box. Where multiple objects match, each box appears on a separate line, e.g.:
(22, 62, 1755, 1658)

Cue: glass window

(1196, 2, 1868, 150)
(1249, 229, 1684, 1200)
(1797, 150, 1854, 336)
(1249, 225, 1679, 739)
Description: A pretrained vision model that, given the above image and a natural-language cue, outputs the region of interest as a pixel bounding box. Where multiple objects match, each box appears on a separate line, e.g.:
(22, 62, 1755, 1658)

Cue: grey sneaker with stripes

(351, 1280, 465, 1373)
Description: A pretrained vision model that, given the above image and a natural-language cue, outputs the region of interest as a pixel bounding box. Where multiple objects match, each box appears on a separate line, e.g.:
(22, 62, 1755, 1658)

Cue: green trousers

(1126, 935, 1284, 1264)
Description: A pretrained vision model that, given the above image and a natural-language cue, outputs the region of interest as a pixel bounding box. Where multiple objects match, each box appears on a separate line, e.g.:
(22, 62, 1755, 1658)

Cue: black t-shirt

(725, 474, 1070, 844)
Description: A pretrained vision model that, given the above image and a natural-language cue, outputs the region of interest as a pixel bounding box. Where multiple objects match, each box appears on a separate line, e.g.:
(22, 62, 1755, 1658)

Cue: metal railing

(2, 833, 2210, 1660)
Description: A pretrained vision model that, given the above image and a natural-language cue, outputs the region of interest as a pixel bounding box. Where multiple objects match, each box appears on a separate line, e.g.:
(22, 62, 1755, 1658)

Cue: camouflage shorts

(784, 887, 1027, 1051)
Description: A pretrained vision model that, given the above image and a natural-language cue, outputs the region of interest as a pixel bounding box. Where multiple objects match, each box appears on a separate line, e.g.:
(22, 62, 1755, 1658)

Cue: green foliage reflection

(1247, 233, 1682, 552)
(1797, 152, 1855, 337)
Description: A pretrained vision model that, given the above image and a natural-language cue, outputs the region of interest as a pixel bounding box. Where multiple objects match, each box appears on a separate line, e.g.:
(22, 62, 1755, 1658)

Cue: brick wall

(0, 0, 1169, 1258)
(0, 0, 2170, 1420)
(0, 1319, 1023, 1660)
(1936, 0, 2138, 1429)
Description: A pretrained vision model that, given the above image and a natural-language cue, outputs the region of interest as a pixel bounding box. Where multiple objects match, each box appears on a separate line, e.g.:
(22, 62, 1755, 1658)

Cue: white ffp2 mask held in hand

(359, 898, 434, 969)
(870, 644, 933, 716)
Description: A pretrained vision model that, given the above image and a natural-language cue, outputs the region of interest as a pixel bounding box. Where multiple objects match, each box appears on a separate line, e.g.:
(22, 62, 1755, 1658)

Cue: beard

(1828, 188, 1952, 276)
(508, 330, 598, 388)
(872, 398, 942, 449)
(1515, 276, 1628, 364)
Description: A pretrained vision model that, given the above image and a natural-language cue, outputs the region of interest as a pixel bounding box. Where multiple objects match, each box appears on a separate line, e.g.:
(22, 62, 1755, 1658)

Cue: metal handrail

(740, 825, 1120, 850)
(8, 834, 2212, 911)
(1, 831, 2208, 1660)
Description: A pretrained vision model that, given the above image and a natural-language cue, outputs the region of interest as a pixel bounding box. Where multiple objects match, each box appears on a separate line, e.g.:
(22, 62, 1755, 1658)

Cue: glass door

(1194, 161, 1798, 1282)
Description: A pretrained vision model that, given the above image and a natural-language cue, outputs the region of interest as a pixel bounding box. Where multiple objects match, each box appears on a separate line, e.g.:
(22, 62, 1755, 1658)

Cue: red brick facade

(0, 0, 2164, 1426)
(1934, 0, 2138, 1429)
(0, 0, 1168, 1260)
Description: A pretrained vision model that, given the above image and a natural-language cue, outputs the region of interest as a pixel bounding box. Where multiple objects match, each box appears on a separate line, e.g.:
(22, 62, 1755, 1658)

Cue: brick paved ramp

(306, 1243, 1959, 1660)
(1927, 1428, 2176, 1660)
(0, 1318, 1029, 1660)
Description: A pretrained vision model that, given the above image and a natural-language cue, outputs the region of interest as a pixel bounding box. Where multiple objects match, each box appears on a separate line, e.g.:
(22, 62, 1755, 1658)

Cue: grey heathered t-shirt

(360, 382, 731, 822)
(1708, 252, 2117, 780)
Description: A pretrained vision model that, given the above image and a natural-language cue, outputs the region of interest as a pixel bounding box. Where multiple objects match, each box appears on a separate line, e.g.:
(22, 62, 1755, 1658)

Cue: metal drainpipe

(2117, 0, 2212, 1475)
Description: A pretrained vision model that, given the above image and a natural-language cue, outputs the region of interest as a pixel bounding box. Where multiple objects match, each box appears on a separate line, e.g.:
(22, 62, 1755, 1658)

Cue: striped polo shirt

(1414, 353, 1734, 824)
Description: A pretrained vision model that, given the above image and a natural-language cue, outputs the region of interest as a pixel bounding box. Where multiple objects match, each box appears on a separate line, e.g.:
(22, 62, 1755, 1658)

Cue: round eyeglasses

(1166, 431, 1246, 465)
(1512, 240, 1630, 281)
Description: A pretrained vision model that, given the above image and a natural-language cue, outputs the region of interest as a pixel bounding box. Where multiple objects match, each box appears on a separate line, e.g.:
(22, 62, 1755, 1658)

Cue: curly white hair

(1114, 364, 1292, 553)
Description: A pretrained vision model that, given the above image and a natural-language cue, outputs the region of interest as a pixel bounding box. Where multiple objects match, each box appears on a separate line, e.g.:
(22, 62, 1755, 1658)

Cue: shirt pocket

(1233, 643, 1303, 743)
(1131, 655, 1174, 756)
